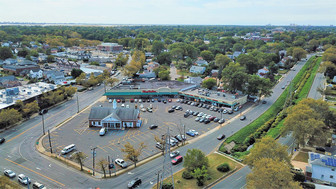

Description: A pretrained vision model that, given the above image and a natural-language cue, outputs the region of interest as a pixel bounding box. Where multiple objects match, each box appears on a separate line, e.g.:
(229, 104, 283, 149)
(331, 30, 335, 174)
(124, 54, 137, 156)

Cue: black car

(204, 119, 211, 124)
(316, 147, 326, 152)
(158, 99, 162, 102)
(168, 109, 175, 113)
(240, 115, 246, 120)
(213, 118, 220, 122)
(128, 178, 142, 188)
(262, 100, 267, 104)
(0, 138, 5, 144)
(217, 134, 226, 140)
(184, 101, 188, 104)
(149, 125, 158, 129)
(39, 109, 48, 115)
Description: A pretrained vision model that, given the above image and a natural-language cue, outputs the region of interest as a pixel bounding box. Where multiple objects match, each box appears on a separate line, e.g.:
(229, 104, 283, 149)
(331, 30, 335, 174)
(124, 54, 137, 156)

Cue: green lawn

(293, 151, 309, 163)
(156, 153, 242, 189)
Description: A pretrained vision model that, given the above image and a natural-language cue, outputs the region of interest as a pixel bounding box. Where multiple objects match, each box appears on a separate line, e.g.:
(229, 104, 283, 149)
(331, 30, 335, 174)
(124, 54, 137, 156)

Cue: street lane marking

(97, 145, 108, 153)
(5, 158, 65, 187)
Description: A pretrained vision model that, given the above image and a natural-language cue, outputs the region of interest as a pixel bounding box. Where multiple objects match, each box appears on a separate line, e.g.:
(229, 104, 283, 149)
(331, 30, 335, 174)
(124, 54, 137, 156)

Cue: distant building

(143, 62, 160, 73)
(28, 69, 44, 79)
(43, 70, 66, 84)
(88, 105, 141, 129)
(189, 66, 206, 74)
(3, 64, 40, 75)
(227, 51, 242, 60)
(184, 77, 203, 87)
(97, 43, 123, 53)
(195, 58, 208, 66)
(306, 152, 336, 186)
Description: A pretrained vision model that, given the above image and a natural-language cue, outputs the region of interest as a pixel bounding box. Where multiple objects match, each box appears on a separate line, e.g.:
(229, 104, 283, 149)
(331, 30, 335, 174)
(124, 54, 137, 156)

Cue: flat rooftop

(0, 82, 58, 110)
(114, 80, 195, 90)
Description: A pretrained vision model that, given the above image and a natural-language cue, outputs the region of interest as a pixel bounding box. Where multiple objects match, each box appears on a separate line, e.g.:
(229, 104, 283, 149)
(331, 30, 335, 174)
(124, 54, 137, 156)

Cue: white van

(61, 144, 76, 155)
(99, 127, 106, 136)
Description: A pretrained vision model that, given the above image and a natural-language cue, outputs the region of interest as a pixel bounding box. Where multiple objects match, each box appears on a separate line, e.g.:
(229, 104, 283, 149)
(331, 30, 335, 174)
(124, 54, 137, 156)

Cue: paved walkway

(169, 64, 180, 80)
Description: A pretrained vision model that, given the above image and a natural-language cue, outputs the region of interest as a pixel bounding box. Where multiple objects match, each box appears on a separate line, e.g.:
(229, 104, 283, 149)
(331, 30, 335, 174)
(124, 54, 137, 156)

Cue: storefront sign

(142, 90, 157, 93)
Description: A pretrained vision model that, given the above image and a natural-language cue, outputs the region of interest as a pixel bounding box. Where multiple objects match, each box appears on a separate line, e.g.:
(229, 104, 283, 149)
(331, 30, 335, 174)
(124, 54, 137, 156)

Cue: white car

(139, 99, 142, 103)
(115, 158, 128, 168)
(18, 174, 31, 185)
(121, 104, 125, 107)
(99, 127, 106, 136)
(170, 151, 180, 158)
(109, 99, 112, 103)
(189, 129, 199, 135)
(4, 169, 16, 178)
(177, 99, 181, 102)
(134, 99, 138, 103)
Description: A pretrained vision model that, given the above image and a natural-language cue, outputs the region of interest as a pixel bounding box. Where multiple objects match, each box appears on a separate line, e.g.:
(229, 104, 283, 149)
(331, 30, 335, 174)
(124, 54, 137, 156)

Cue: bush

(162, 182, 173, 189)
(300, 182, 315, 189)
(217, 163, 230, 172)
(182, 170, 194, 180)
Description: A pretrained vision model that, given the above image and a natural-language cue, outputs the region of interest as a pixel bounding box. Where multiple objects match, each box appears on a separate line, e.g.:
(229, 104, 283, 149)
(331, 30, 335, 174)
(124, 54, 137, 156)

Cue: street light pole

(91, 147, 97, 176)
(41, 112, 45, 135)
(48, 129, 53, 154)
(76, 92, 80, 113)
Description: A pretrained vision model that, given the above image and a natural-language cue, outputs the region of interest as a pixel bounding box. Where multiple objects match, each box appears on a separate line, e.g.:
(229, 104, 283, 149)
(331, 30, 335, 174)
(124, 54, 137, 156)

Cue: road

(0, 55, 315, 188)
(308, 72, 325, 100)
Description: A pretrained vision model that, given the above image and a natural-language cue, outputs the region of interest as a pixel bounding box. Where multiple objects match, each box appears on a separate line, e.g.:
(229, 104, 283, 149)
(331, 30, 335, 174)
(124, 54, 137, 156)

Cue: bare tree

(121, 142, 147, 168)
(70, 152, 88, 171)
(97, 158, 108, 178)
(154, 135, 167, 155)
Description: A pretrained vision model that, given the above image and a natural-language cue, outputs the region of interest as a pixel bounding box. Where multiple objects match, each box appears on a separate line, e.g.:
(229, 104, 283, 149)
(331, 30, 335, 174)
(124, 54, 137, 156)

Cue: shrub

(162, 183, 173, 189)
(217, 163, 230, 172)
(300, 182, 315, 189)
(182, 170, 194, 180)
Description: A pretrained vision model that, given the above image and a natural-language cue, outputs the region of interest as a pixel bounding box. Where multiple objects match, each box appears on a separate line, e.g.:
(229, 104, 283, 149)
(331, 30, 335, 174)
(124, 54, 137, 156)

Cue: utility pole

(48, 130, 53, 154)
(41, 111, 45, 135)
(76, 92, 80, 113)
(183, 124, 186, 146)
(108, 155, 111, 177)
(156, 170, 161, 189)
(91, 147, 97, 176)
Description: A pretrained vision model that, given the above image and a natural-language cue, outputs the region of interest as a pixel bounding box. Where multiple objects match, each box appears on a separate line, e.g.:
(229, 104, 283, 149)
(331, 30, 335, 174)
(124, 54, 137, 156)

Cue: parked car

(184, 113, 189, 118)
(115, 158, 128, 168)
(168, 99, 172, 102)
(134, 99, 138, 103)
(18, 174, 31, 185)
(0, 137, 5, 144)
(99, 127, 106, 136)
(147, 107, 153, 113)
(130, 99, 134, 103)
(193, 112, 199, 116)
(171, 156, 183, 165)
(222, 109, 228, 114)
(209, 116, 216, 121)
(151, 99, 155, 102)
(172, 105, 177, 109)
(228, 109, 233, 114)
(204, 119, 211, 124)
(217, 134, 226, 140)
(156, 142, 164, 150)
(158, 99, 162, 102)
(195, 117, 200, 122)
(117, 99, 121, 103)
(109, 99, 112, 103)
(240, 115, 246, 120)
(170, 151, 180, 158)
(174, 135, 186, 142)
(218, 119, 225, 124)
(199, 118, 205, 123)
(163, 100, 167, 104)
(4, 170, 16, 178)
(32, 182, 45, 189)
(186, 129, 199, 137)
(128, 178, 142, 189)
(141, 108, 146, 112)
(316, 147, 326, 152)
(147, 99, 150, 102)
(262, 100, 267, 104)
(39, 109, 48, 115)
(149, 125, 158, 129)
(214, 118, 220, 122)
(139, 99, 142, 103)
(177, 99, 181, 102)
(168, 109, 175, 113)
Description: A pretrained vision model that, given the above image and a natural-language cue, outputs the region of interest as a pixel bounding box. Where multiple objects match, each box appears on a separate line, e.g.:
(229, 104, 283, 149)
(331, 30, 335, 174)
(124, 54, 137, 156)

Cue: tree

(22, 101, 40, 118)
(246, 158, 301, 189)
(237, 54, 259, 74)
(201, 78, 216, 89)
(76, 72, 87, 85)
(115, 52, 129, 67)
(200, 50, 214, 63)
(0, 108, 22, 129)
(170, 48, 184, 61)
(121, 142, 146, 168)
(0, 47, 13, 60)
(87, 73, 98, 87)
(123, 50, 145, 77)
(151, 40, 165, 55)
(221, 62, 248, 92)
(71, 68, 84, 79)
(70, 152, 88, 171)
(105, 78, 119, 87)
(183, 149, 209, 172)
(281, 102, 328, 148)
(64, 86, 77, 98)
(233, 43, 243, 52)
(47, 55, 55, 62)
(158, 70, 170, 80)
(156, 52, 171, 65)
(215, 54, 231, 69)
(319, 61, 336, 78)
(292, 47, 307, 62)
(244, 136, 291, 167)
(18, 49, 29, 57)
(97, 158, 108, 178)
(192, 165, 208, 186)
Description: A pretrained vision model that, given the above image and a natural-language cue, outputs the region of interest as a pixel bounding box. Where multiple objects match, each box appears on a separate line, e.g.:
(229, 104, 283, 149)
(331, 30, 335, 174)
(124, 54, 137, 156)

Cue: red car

(209, 116, 216, 121)
(171, 156, 183, 165)
(168, 99, 172, 102)
(130, 99, 134, 103)
(117, 99, 121, 103)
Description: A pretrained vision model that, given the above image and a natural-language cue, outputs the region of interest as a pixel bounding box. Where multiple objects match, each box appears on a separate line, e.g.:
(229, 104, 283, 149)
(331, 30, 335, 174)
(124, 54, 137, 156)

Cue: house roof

(195, 59, 208, 66)
(89, 107, 139, 121)
(308, 152, 336, 168)
(0, 75, 17, 83)
(190, 66, 206, 73)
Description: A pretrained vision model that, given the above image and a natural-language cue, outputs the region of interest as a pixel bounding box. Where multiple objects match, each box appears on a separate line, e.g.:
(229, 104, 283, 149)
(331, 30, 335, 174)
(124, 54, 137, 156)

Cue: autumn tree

(281, 101, 328, 148)
(183, 149, 209, 172)
(121, 142, 146, 168)
(244, 136, 291, 167)
(154, 135, 167, 155)
(105, 78, 119, 87)
(76, 72, 87, 85)
(70, 152, 88, 171)
(64, 86, 77, 98)
(202, 78, 217, 89)
(97, 158, 109, 178)
(246, 158, 301, 189)
(115, 52, 129, 67)
(0, 108, 22, 129)
(123, 50, 145, 77)
(22, 100, 40, 118)
(319, 61, 336, 78)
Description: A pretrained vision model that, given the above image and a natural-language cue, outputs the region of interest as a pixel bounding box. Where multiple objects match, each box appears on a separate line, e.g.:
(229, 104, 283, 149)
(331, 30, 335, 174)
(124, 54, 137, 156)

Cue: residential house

(277, 57, 292, 68)
(43, 70, 66, 84)
(227, 51, 242, 60)
(3, 58, 17, 65)
(3, 64, 40, 75)
(56, 59, 80, 70)
(195, 58, 208, 66)
(184, 77, 203, 87)
(28, 69, 44, 79)
(0, 76, 21, 88)
(257, 67, 269, 78)
(211, 70, 219, 77)
(88, 103, 141, 129)
(333, 76, 336, 84)
(306, 152, 336, 186)
(190, 66, 206, 74)
(144, 62, 160, 73)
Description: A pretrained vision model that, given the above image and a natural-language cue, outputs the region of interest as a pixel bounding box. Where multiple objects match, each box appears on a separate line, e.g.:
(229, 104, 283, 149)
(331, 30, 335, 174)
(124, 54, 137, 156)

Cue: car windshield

(8, 170, 13, 174)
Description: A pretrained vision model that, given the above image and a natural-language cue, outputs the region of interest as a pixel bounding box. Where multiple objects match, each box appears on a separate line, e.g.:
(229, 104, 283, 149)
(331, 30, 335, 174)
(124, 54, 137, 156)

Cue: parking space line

(106, 146, 115, 152)
(142, 150, 151, 156)
(97, 145, 108, 153)
(127, 137, 137, 143)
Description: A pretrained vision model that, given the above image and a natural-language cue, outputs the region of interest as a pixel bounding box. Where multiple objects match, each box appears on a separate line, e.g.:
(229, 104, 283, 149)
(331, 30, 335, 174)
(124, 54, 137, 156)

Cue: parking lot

(42, 97, 252, 172)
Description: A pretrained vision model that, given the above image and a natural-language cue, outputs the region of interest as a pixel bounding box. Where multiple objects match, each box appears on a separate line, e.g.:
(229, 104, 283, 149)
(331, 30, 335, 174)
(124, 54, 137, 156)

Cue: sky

(0, 0, 335, 26)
